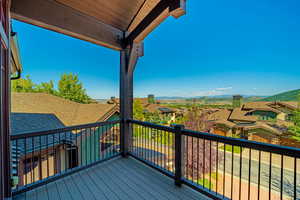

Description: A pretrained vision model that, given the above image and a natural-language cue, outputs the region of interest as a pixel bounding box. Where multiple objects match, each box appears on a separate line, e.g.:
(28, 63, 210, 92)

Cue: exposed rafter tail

(169, 0, 186, 19)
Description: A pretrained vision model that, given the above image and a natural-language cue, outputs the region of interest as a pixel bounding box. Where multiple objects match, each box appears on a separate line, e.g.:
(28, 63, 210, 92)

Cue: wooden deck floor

(13, 157, 209, 200)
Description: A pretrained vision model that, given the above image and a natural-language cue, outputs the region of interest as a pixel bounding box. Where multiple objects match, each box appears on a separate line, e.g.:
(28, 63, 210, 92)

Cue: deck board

(35, 185, 49, 200)
(46, 182, 60, 200)
(13, 157, 210, 200)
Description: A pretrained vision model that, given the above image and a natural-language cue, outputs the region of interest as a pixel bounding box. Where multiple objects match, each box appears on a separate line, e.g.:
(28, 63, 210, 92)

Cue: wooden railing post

(120, 42, 143, 157)
(174, 124, 184, 186)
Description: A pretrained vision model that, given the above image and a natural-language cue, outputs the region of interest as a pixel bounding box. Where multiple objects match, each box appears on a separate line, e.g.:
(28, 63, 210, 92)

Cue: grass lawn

(197, 178, 213, 189)
(219, 144, 243, 154)
(194, 172, 217, 189)
(291, 135, 300, 142)
(133, 126, 174, 146)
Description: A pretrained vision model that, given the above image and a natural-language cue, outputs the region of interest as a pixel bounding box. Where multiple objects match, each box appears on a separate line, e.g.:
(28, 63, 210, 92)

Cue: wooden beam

(11, 0, 124, 50)
(127, 42, 144, 74)
(125, 0, 169, 46)
(125, 0, 186, 46)
(169, 0, 186, 19)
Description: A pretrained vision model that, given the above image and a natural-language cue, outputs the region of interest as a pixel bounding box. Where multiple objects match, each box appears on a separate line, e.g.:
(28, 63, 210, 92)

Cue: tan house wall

(248, 132, 279, 145)
(212, 128, 231, 137)
(18, 144, 63, 186)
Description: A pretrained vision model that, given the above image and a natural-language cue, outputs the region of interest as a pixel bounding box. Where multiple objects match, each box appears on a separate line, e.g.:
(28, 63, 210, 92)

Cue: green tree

(144, 111, 161, 124)
(36, 80, 56, 95)
(11, 75, 36, 92)
(289, 94, 300, 140)
(57, 73, 92, 104)
(133, 99, 144, 120)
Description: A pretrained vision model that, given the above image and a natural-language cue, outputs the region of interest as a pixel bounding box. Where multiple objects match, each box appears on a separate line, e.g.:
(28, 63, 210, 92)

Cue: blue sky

(12, 0, 300, 99)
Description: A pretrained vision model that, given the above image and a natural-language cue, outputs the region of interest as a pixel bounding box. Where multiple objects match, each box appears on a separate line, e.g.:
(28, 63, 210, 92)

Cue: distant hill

(156, 95, 265, 100)
(260, 89, 300, 101)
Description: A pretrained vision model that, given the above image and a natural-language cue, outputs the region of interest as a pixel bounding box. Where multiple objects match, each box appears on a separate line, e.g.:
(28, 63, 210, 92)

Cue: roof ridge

(97, 104, 119, 122)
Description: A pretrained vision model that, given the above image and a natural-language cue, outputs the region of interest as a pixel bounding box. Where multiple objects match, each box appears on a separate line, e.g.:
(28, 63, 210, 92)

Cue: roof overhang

(10, 0, 186, 51)
(10, 32, 22, 75)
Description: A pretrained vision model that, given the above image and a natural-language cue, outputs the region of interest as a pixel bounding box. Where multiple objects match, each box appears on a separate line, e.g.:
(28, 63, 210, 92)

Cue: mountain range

(259, 89, 300, 101)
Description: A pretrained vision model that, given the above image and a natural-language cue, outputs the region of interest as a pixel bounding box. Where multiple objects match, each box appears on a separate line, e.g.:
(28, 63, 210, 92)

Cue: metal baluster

(197, 138, 200, 186)
(106, 125, 111, 157)
(133, 125, 140, 154)
(137, 125, 139, 157)
(248, 148, 251, 200)
(107, 125, 109, 157)
(46, 135, 49, 178)
(269, 153, 272, 200)
(281, 155, 283, 200)
(101, 126, 103, 160)
(141, 125, 144, 159)
(231, 145, 234, 199)
(58, 132, 61, 174)
(89, 127, 92, 163)
(294, 157, 297, 200)
(112, 125, 115, 156)
(164, 130, 166, 169)
(155, 128, 158, 166)
(216, 141, 219, 194)
(52, 134, 55, 175)
(148, 127, 150, 163)
(32, 137, 34, 183)
(151, 127, 154, 164)
(168, 130, 171, 172)
(149, 128, 155, 163)
(71, 131, 73, 168)
(258, 151, 261, 200)
(223, 143, 226, 198)
(209, 140, 212, 191)
(80, 128, 83, 165)
(97, 126, 100, 159)
(75, 129, 78, 165)
(16, 139, 19, 188)
(65, 131, 67, 170)
(192, 137, 194, 183)
(239, 146, 242, 200)
(94, 127, 96, 161)
(25, 138, 27, 186)
(39, 136, 42, 180)
(203, 139, 205, 187)
(85, 128, 88, 164)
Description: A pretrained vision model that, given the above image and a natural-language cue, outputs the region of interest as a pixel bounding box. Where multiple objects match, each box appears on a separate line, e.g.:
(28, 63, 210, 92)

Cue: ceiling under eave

(10, 0, 185, 50)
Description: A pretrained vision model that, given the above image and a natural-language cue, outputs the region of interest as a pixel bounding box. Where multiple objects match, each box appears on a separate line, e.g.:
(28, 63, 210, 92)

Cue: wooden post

(174, 124, 184, 186)
(0, 0, 12, 198)
(120, 43, 143, 157)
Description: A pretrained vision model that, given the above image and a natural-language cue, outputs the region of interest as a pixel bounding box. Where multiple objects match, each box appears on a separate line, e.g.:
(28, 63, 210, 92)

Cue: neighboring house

(143, 103, 177, 123)
(208, 101, 297, 144)
(11, 93, 119, 186)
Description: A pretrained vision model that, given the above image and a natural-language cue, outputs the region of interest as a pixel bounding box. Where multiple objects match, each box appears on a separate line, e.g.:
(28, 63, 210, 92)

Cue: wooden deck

(13, 157, 209, 200)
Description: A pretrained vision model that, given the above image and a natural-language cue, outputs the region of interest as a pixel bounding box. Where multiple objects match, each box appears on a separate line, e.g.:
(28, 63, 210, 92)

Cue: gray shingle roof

(11, 113, 65, 136)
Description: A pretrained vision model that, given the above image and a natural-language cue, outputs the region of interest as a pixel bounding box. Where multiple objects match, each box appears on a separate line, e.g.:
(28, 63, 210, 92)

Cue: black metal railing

(128, 119, 300, 200)
(10, 120, 120, 195)
(129, 120, 176, 177)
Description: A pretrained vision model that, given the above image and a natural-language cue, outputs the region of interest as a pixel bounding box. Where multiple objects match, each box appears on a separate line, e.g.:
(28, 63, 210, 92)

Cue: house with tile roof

(11, 93, 119, 186)
(208, 100, 297, 144)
